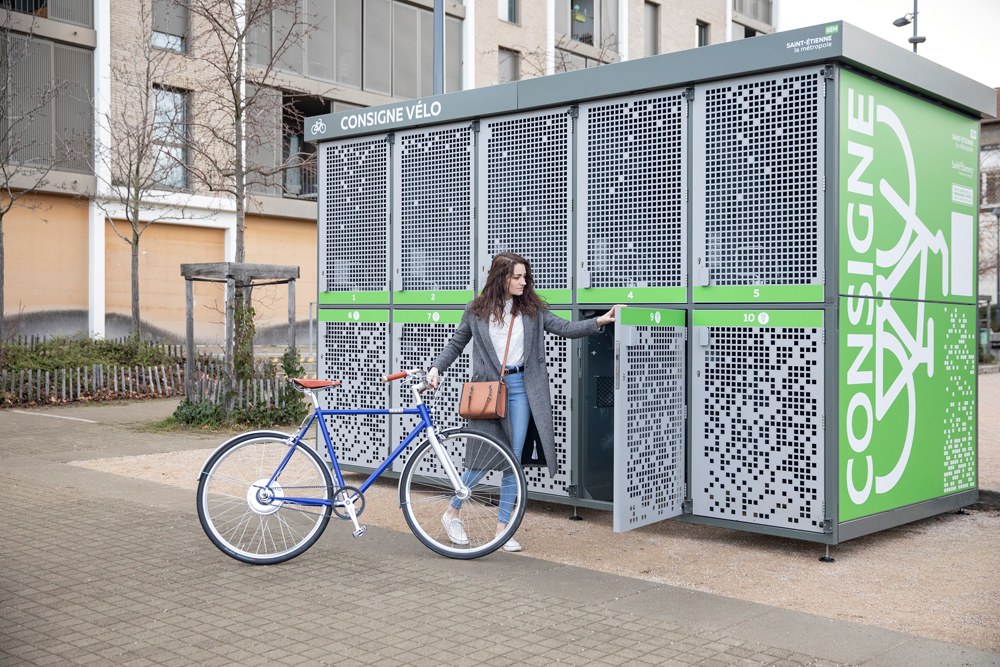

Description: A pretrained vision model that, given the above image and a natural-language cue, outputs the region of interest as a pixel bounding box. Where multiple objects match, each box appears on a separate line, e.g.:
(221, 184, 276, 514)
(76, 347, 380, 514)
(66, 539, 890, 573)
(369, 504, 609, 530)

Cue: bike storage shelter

(308, 21, 994, 545)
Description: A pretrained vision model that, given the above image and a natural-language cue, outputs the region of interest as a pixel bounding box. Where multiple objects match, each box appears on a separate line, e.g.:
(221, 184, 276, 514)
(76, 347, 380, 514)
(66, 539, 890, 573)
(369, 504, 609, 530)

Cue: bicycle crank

(332, 486, 367, 538)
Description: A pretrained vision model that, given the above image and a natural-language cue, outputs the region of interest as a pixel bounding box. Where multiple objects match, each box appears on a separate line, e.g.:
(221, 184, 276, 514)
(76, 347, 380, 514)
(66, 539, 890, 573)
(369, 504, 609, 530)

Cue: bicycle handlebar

(382, 371, 408, 382)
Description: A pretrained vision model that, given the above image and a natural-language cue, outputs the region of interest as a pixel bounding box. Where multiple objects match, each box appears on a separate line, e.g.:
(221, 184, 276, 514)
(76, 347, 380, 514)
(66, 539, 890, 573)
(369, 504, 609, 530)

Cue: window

(556, 0, 617, 53)
(283, 95, 326, 198)
(696, 20, 709, 47)
(152, 0, 187, 52)
(498, 0, 517, 24)
(498, 48, 519, 84)
(643, 2, 658, 57)
(1, 0, 93, 28)
(151, 87, 188, 189)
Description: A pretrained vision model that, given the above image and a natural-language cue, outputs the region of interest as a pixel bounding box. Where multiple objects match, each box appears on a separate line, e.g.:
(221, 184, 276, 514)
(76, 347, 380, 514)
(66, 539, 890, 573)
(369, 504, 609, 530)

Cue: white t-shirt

(488, 299, 524, 368)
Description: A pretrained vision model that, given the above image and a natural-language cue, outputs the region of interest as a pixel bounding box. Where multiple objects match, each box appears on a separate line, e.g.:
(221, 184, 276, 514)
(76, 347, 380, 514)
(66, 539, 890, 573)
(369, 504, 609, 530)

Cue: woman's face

(505, 263, 527, 298)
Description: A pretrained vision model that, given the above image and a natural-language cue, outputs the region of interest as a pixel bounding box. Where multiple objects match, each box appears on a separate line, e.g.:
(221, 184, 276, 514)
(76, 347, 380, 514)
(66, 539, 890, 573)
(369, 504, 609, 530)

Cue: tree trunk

(131, 228, 141, 340)
(0, 212, 5, 338)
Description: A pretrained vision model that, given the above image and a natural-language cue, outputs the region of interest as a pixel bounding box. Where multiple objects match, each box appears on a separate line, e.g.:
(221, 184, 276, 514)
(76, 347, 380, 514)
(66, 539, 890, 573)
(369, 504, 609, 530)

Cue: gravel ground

(70, 374, 999, 652)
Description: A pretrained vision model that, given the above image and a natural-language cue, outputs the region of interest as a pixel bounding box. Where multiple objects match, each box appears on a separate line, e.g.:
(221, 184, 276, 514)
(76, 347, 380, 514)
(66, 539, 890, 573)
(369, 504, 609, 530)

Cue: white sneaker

(441, 516, 469, 545)
(502, 537, 522, 552)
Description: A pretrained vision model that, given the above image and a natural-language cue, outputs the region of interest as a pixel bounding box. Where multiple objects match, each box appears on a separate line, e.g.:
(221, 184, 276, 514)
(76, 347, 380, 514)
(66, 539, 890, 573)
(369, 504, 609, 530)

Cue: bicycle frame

(262, 392, 447, 508)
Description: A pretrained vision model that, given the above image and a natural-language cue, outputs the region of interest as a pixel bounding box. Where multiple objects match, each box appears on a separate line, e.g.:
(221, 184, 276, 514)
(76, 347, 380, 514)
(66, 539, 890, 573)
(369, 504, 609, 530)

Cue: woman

(429, 252, 620, 552)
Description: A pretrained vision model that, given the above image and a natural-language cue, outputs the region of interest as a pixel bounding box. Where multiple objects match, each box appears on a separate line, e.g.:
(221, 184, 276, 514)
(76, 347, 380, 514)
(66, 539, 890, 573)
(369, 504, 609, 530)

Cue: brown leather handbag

(459, 317, 513, 420)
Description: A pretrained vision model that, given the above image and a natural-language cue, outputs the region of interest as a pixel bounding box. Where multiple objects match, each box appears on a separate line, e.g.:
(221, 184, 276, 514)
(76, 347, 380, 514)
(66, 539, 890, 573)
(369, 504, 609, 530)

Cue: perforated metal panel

(527, 330, 572, 496)
(578, 90, 687, 291)
(693, 67, 824, 291)
(390, 317, 472, 475)
(613, 317, 686, 532)
(318, 317, 390, 469)
(478, 108, 572, 291)
(320, 136, 389, 293)
(392, 123, 474, 292)
(692, 319, 825, 532)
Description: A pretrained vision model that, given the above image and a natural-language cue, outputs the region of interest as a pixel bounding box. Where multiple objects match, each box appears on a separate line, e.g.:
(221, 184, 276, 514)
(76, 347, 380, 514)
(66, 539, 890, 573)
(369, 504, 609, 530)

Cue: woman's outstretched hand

(596, 305, 626, 327)
(427, 367, 441, 388)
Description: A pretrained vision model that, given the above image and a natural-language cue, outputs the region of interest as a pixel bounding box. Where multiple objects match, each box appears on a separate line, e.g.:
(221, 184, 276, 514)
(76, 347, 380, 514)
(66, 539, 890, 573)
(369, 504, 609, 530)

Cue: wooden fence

(186, 353, 294, 409)
(0, 363, 183, 405)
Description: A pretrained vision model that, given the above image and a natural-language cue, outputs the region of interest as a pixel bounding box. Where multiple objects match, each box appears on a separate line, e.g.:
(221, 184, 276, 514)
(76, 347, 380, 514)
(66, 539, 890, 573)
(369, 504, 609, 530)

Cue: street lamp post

(892, 0, 926, 52)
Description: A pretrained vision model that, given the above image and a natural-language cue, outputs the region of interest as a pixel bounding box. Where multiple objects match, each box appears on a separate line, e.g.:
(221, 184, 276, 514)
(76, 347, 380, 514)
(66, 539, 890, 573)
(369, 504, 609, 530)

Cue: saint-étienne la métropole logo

(843, 88, 950, 507)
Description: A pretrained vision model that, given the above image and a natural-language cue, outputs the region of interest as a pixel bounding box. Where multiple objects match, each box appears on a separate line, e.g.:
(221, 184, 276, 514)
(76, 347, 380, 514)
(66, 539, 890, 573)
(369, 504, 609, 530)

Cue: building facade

(2, 0, 776, 342)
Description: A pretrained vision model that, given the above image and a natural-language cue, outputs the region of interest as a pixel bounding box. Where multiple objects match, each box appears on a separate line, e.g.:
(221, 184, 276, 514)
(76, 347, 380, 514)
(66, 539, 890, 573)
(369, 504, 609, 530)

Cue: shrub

(1, 336, 177, 373)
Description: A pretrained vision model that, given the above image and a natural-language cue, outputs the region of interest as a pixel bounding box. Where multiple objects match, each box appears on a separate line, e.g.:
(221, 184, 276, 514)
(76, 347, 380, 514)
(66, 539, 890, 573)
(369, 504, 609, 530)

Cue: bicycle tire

(197, 432, 333, 565)
(398, 429, 527, 559)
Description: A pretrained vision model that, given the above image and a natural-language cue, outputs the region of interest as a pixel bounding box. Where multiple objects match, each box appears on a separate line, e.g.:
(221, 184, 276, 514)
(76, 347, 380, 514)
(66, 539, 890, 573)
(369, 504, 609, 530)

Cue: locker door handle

(614, 341, 620, 390)
(699, 327, 710, 347)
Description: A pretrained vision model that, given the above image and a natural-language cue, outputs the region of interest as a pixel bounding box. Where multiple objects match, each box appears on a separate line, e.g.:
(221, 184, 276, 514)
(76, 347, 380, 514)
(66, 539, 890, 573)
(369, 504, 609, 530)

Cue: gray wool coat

(432, 304, 603, 478)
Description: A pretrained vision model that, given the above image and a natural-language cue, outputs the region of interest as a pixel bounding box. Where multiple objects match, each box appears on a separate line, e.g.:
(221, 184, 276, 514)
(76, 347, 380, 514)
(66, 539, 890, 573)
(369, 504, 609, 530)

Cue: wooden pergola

(180, 263, 300, 401)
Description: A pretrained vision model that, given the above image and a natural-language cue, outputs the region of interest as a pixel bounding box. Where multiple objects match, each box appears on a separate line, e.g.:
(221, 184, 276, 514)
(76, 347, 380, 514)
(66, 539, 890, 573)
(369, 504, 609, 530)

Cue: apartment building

(2, 0, 776, 342)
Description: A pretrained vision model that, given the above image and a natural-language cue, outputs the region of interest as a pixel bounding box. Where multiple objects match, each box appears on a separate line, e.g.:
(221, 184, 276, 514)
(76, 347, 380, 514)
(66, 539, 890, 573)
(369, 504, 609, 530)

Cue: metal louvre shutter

(418, 8, 433, 99)
(691, 320, 825, 532)
(600, 0, 618, 53)
(478, 108, 572, 292)
(8, 35, 53, 167)
(392, 123, 474, 293)
(335, 0, 362, 87)
(613, 322, 685, 531)
(319, 319, 390, 469)
(578, 90, 686, 291)
(49, 0, 93, 27)
(445, 16, 462, 93)
(363, 0, 392, 96)
(53, 44, 93, 172)
(390, 317, 472, 476)
(391, 2, 419, 99)
(306, 0, 337, 82)
(322, 136, 390, 292)
(274, 3, 304, 75)
(245, 85, 282, 196)
(693, 67, 825, 289)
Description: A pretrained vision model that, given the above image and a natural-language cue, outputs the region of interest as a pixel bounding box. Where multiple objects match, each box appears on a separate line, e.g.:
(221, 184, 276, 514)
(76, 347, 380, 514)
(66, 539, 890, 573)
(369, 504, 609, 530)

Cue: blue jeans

(450, 369, 529, 525)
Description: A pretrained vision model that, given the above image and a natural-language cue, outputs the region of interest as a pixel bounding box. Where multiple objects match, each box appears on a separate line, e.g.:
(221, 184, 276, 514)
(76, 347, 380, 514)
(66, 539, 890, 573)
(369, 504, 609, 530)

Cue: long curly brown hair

(469, 252, 548, 325)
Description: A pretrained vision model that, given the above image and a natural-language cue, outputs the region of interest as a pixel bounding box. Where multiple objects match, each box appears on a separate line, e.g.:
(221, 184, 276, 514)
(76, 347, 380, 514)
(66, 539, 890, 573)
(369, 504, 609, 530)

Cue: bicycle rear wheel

(398, 429, 526, 559)
(197, 434, 332, 564)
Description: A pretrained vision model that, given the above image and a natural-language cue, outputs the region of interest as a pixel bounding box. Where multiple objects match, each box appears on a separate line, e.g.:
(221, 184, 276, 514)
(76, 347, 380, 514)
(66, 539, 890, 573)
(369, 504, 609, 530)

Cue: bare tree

(176, 0, 322, 408)
(90, 0, 200, 340)
(979, 149, 999, 282)
(0, 10, 77, 337)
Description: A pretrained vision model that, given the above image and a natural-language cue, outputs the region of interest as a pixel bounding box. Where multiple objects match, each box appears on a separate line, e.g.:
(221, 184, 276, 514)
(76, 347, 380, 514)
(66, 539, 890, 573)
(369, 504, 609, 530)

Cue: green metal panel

(318, 309, 390, 323)
(391, 309, 465, 324)
(692, 309, 823, 328)
(392, 290, 474, 305)
(838, 298, 976, 522)
(579, 287, 686, 304)
(320, 291, 390, 305)
(838, 69, 979, 305)
(693, 285, 824, 304)
(619, 307, 685, 327)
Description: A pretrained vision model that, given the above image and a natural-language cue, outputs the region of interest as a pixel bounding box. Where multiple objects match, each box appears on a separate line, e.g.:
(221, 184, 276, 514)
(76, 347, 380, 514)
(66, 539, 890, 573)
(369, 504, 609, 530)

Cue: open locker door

(613, 307, 687, 532)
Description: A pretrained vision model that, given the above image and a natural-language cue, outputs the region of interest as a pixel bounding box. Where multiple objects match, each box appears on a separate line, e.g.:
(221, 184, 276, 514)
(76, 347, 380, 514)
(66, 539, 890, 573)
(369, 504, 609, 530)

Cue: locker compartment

(691, 309, 825, 532)
(317, 309, 391, 470)
(389, 309, 573, 497)
(611, 307, 686, 532)
(692, 67, 826, 304)
(580, 310, 615, 502)
(392, 123, 475, 304)
(389, 310, 472, 477)
(576, 90, 688, 305)
(319, 136, 391, 305)
(478, 108, 573, 304)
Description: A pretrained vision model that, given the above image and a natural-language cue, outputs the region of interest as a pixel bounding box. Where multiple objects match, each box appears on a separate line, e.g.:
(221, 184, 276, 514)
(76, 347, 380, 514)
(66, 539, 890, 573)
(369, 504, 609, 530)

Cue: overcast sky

(775, 0, 1000, 90)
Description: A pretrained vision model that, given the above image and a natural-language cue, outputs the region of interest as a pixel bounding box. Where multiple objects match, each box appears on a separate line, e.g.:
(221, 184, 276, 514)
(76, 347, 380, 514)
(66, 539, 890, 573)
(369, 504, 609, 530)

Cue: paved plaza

(0, 401, 997, 667)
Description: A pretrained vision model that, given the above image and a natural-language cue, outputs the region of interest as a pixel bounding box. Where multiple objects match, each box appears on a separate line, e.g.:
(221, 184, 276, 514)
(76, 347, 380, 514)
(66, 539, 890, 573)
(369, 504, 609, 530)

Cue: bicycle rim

(399, 432, 526, 559)
(199, 437, 331, 564)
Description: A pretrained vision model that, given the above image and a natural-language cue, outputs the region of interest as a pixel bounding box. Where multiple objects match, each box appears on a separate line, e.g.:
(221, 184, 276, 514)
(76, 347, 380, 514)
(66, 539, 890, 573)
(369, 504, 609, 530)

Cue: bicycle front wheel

(399, 429, 527, 559)
(197, 434, 333, 565)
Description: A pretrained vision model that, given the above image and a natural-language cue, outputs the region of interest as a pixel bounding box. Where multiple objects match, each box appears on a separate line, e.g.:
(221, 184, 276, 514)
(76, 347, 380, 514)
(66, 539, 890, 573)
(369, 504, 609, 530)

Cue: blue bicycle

(196, 370, 527, 563)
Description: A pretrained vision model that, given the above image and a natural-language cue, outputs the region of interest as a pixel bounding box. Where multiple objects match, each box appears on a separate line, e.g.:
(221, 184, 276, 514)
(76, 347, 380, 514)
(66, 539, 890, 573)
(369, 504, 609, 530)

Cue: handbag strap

(499, 310, 515, 379)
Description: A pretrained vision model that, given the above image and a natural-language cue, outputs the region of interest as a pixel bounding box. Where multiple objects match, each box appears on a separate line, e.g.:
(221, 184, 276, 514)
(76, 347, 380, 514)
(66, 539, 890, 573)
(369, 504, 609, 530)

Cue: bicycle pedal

(353, 525, 367, 538)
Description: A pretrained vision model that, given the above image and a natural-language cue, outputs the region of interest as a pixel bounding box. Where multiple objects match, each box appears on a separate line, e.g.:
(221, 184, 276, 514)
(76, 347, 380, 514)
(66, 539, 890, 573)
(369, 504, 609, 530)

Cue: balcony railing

(284, 161, 317, 199)
(733, 0, 771, 25)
